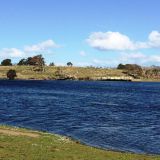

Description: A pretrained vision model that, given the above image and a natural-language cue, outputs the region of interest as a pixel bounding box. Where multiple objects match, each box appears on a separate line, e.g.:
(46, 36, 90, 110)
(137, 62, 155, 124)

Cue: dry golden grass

(0, 66, 125, 80)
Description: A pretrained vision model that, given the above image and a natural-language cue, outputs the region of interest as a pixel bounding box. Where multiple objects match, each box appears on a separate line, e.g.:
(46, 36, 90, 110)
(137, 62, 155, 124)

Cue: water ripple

(0, 80, 160, 154)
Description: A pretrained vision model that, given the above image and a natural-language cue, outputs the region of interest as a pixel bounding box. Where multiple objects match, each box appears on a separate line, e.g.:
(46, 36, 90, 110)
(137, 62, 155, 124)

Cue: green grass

(0, 125, 160, 160)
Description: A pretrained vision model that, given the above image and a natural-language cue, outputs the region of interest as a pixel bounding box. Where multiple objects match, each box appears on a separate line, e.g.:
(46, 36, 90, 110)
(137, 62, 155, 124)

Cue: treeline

(1, 55, 46, 73)
(1, 55, 45, 66)
(1, 54, 74, 80)
(0, 54, 73, 69)
(1, 54, 160, 80)
(0, 55, 71, 80)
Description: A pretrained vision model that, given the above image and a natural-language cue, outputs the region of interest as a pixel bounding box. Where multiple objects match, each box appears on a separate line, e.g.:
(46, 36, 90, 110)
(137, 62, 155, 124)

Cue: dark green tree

(67, 62, 73, 67)
(17, 58, 27, 65)
(1, 59, 12, 66)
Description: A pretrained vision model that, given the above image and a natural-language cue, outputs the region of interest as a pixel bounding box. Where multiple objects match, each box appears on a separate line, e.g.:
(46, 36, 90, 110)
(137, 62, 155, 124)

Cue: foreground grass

(0, 126, 160, 160)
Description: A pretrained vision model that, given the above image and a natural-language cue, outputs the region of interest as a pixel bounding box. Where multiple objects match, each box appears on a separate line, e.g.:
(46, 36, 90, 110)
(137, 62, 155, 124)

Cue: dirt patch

(0, 129, 40, 138)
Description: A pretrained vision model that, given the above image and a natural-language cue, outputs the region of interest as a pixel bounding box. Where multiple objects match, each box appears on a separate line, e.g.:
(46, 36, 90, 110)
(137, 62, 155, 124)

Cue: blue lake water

(0, 80, 160, 154)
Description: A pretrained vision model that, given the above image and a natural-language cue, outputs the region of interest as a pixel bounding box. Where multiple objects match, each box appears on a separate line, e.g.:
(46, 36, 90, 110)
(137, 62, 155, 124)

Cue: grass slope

(0, 125, 160, 160)
(1, 65, 160, 81)
(0, 66, 125, 80)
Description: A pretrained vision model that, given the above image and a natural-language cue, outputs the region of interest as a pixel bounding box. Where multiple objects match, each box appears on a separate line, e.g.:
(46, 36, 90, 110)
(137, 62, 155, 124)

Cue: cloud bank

(0, 40, 59, 59)
(87, 31, 160, 51)
(24, 40, 59, 53)
(119, 52, 160, 65)
(91, 52, 160, 67)
(0, 48, 25, 58)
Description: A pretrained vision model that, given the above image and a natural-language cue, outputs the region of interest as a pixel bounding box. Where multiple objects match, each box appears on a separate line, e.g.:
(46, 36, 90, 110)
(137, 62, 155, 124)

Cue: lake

(0, 80, 160, 154)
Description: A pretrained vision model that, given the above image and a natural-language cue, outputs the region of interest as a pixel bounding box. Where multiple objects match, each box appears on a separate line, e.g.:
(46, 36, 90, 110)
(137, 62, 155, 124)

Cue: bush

(7, 70, 17, 80)
(117, 64, 125, 69)
(67, 62, 73, 67)
(49, 62, 55, 66)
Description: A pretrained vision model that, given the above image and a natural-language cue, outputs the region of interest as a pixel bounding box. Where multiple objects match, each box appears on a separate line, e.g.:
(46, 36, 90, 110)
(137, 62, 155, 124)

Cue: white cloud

(80, 51, 86, 56)
(120, 52, 160, 65)
(24, 40, 59, 52)
(148, 31, 160, 48)
(0, 48, 25, 58)
(145, 55, 160, 63)
(87, 32, 136, 51)
(120, 52, 146, 62)
(0, 39, 60, 59)
(89, 52, 160, 67)
(87, 31, 160, 51)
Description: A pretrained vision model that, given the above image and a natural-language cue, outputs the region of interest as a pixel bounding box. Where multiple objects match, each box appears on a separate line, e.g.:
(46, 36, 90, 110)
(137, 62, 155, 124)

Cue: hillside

(0, 66, 130, 80)
(0, 66, 160, 81)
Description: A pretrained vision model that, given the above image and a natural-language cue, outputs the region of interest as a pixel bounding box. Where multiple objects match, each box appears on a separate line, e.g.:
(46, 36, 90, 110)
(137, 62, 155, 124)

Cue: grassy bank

(0, 66, 126, 80)
(0, 66, 159, 82)
(0, 125, 160, 160)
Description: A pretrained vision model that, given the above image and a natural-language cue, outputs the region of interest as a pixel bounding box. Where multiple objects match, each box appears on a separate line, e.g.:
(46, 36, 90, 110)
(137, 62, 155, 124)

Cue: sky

(0, 0, 160, 67)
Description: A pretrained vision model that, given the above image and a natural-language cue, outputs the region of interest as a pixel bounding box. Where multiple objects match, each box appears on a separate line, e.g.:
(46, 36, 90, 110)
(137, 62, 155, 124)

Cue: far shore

(0, 65, 160, 82)
(0, 77, 160, 83)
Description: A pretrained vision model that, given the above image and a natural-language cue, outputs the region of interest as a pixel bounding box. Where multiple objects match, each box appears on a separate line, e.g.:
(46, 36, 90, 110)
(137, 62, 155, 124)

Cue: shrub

(7, 70, 17, 80)
(67, 62, 73, 67)
(49, 62, 55, 66)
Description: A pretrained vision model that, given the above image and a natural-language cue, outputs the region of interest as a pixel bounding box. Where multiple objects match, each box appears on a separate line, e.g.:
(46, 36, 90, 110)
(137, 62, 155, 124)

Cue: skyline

(0, 0, 160, 67)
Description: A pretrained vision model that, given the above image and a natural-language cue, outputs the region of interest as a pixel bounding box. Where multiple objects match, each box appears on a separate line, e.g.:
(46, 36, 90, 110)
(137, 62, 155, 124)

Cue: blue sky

(0, 0, 160, 67)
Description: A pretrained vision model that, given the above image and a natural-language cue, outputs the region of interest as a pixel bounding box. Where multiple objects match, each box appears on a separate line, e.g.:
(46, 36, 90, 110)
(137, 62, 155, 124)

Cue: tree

(117, 63, 125, 69)
(1, 59, 12, 66)
(30, 55, 44, 65)
(117, 63, 143, 78)
(17, 55, 45, 72)
(7, 69, 17, 80)
(67, 62, 73, 67)
(49, 62, 55, 66)
(30, 55, 45, 72)
(17, 58, 27, 65)
(17, 55, 45, 67)
(25, 57, 32, 65)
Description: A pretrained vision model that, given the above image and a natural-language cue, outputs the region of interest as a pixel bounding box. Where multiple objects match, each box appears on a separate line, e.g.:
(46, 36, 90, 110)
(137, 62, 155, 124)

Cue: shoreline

(0, 125, 160, 160)
(0, 77, 160, 82)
